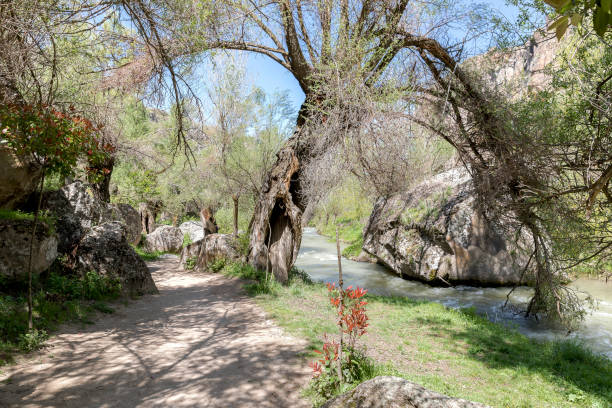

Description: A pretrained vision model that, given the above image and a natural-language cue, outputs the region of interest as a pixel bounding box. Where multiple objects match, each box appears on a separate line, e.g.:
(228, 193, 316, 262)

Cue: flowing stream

(296, 228, 612, 359)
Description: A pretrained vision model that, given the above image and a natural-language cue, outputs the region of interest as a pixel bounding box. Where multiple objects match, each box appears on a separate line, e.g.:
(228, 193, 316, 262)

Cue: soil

(0, 257, 310, 407)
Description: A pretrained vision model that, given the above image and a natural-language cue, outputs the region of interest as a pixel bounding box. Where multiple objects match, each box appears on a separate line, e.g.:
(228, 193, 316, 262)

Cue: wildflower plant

(309, 282, 370, 399)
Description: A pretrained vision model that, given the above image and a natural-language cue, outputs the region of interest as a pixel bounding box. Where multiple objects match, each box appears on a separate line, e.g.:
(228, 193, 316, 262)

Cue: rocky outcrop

(45, 181, 141, 252)
(0, 145, 42, 210)
(322, 376, 489, 408)
(180, 233, 241, 270)
(75, 221, 157, 295)
(144, 225, 183, 254)
(0, 218, 57, 280)
(179, 220, 204, 243)
(363, 168, 533, 286)
(464, 30, 558, 99)
(111, 203, 141, 246)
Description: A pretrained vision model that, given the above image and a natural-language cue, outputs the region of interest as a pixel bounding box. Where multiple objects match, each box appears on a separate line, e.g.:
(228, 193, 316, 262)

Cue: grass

(0, 209, 56, 234)
(341, 236, 364, 259)
(132, 245, 164, 261)
(220, 261, 612, 408)
(0, 268, 121, 365)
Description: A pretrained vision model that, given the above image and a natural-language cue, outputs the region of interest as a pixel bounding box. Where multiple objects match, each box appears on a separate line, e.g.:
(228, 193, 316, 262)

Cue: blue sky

(202, 1, 523, 114)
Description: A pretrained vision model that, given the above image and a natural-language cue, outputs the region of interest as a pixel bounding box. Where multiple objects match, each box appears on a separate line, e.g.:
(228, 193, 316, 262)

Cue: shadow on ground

(0, 259, 309, 408)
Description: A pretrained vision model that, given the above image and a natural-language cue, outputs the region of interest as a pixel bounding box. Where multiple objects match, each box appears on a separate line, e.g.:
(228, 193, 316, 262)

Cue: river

(295, 228, 612, 359)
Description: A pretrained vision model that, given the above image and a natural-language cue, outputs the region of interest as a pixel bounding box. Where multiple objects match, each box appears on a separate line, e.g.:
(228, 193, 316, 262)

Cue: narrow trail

(0, 258, 310, 407)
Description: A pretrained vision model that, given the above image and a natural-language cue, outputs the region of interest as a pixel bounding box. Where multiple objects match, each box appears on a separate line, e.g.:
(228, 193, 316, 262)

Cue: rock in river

(363, 168, 533, 286)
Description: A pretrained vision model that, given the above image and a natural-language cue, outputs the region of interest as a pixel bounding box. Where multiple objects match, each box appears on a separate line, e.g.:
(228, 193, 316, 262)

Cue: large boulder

(45, 181, 141, 251)
(322, 376, 489, 408)
(179, 233, 241, 270)
(45, 181, 111, 253)
(110, 203, 141, 246)
(0, 145, 42, 210)
(179, 220, 204, 243)
(0, 218, 57, 280)
(363, 168, 533, 286)
(144, 225, 183, 254)
(75, 222, 157, 296)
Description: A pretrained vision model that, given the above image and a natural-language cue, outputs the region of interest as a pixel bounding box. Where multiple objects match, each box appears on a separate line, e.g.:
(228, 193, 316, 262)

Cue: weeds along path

(0, 257, 310, 408)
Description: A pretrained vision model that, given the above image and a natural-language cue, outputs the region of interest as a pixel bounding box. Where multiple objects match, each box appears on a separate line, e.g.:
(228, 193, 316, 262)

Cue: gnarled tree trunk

(248, 137, 306, 284)
(196, 206, 219, 270)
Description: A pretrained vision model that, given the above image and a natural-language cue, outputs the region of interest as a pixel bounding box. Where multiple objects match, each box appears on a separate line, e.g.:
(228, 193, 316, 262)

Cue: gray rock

(45, 181, 141, 251)
(179, 220, 204, 243)
(75, 221, 157, 296)
(45, 181, 110, 252)
(0, 219, 57, 280)
(322, 376, 489, 408)
(110, 203, 141, 246)
(351, 250, 378, 263)
(0, 145, 42, 210)
(179, 233, 241, 270)
(144, 225, 183, 254)
(363, 168, 534, 286)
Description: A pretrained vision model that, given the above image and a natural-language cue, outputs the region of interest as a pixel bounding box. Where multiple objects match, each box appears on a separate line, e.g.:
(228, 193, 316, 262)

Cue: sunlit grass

(224, 261, 612, 408)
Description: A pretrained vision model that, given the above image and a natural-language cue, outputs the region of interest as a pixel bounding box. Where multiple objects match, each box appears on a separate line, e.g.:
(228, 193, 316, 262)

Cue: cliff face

(464, 30, 559, 97)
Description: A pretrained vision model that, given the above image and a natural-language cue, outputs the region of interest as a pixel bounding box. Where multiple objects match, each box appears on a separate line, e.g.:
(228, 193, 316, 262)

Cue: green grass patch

(132, 245, 163, 261)
(341, 236, 364, 259)
(0, 209, 56, 233)
(0, 270, 122, 365)
(223, 261, 612, 408)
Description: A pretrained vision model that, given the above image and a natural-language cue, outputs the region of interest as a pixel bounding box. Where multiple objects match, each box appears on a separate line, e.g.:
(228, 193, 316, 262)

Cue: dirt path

(0, 257, 311, 407)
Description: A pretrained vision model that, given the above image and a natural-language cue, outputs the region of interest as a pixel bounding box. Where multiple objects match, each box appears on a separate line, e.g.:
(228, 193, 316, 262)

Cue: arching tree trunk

(248, 136, 306, 284)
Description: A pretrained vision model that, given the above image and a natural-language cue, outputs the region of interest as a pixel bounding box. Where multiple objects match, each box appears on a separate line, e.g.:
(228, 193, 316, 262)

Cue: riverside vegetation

(214, 260, 612, 408)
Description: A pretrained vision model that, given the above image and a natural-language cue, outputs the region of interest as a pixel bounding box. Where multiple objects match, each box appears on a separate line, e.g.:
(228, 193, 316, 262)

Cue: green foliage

(306, 349, 382, 406)
(245, 278, 611, 407)
(46, 271, 122, 301)
(341, 236, 363, 259)
(0, 104, 111, 180)
(0, 209, 56, 234)
(544, 0, 612, 38)
(184, 256, 197, 270)
(182, 233, 193, 247)
(132, 245, 163, 261)
(215, 206, 251, 234)
(0, 270, 122, 362)
(18, 329, 48, 353)
(209, 258, 227, 273)
(236, 232, 250, 257)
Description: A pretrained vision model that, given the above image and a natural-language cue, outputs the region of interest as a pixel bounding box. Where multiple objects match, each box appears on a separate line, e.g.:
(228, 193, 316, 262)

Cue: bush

(18, 329, 48, 353)
(184, 256, 197, 270)
(308, 346, 377, 402)
(46, 271, 122, 301)
(183, 233, 193, 247)
(209, 258, 227, 273)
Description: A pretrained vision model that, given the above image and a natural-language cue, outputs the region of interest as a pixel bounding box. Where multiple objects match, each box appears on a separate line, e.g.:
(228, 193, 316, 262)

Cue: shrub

(46, 271, 121, 301)
(184, 256, 197, 270)
(183, 233, 193, 247)
(209, 258, 227, 273)
(308, 283, 370, 401)
(18, 329, 48, 353)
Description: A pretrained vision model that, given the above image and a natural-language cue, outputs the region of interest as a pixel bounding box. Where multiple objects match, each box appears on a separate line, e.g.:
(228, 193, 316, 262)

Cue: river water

(295, 228, 612, 359)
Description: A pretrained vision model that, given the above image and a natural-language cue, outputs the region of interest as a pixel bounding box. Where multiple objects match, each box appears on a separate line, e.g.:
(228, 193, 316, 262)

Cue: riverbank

(223, 262, 612, 408)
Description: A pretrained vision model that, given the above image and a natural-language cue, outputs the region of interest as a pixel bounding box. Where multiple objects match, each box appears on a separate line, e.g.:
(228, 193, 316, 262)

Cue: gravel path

(0, 258, 310, 407)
